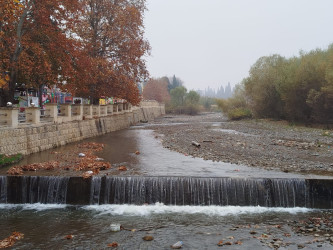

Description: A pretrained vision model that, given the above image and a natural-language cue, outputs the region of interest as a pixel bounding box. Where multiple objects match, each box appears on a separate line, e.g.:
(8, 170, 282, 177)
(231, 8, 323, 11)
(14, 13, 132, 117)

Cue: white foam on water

(22, 203, 67, 211)
(83, 203, 312, 216)
(0, 203, 67, 211)
(0, 204, 18, 210)
(0, 203, 315, 215)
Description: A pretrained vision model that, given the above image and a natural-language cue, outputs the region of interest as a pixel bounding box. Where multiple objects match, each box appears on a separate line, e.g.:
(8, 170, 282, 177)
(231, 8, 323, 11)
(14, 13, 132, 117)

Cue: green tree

(230, 44, 333, 123)
(306, 86, 333, 123)
(168, 75, 183, 92)
(184, 90, 200, 115)
(185, 90, 200, 105)
(280, 49, 328, 121)
(244, 54, 285, 119)
(170, 86, 187, 107)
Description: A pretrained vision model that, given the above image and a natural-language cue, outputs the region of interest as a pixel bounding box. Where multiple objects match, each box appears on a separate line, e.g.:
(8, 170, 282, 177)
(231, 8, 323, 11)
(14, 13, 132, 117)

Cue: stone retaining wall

(0, 102, 165, 156)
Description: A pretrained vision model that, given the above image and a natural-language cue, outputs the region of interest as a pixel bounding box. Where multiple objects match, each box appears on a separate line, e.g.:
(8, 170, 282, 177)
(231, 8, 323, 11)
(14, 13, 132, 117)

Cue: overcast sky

(144, 0, 333, 91)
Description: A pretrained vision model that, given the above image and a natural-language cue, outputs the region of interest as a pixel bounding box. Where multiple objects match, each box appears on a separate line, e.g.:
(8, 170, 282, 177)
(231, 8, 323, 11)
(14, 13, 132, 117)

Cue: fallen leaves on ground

(22, 161, 60, 171)
(77, 142, 104, 151)
(74, 152, 111, 172)
(6, 167, 23, 175)
(217, 239, 242, 246)
(7, 142, 111, 177)
(7, 162, 59, 175)
(0, 232, 24, 248)
(118, 166, 127, 171)
(218, 241, 232, 246)
(142, 235, 154, 241)
(64, 235, 74, 240)
(107, 242, 118, 247)
(82, 171, 94, 179)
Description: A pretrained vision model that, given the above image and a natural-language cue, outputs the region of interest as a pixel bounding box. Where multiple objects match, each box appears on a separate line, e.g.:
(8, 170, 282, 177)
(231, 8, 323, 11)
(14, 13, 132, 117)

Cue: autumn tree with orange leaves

(0, 0, 150, 106)
(142, 78, 170, 103)
(0, 0, 24, 104)
(72, 0, 150, 105)
(0, 0, 83, 106)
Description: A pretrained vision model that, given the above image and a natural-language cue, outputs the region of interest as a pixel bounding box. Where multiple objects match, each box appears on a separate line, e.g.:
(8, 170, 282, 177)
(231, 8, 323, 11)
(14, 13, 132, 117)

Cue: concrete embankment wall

(0, 102, 165, 156)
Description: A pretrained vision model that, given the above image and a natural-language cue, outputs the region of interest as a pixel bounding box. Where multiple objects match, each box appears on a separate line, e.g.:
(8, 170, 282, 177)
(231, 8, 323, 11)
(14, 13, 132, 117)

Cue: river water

(2, 126, 330, 179)
(1, 124, 333, 249)
(1, 203, 331, 249)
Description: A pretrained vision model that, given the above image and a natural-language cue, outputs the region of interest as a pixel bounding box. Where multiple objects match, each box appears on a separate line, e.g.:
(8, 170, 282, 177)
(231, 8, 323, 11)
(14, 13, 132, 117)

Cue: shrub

(183, 104, 199, 115)
(227, 108, 252, 120)
(216, 83, 252, 120)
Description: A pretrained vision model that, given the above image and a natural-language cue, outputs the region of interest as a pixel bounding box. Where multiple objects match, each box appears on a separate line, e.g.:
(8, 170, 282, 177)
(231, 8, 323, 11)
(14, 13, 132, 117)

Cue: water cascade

(0, 176, 332, 208)
(1, 176, 69, 204)
(0, 176, 7, 203)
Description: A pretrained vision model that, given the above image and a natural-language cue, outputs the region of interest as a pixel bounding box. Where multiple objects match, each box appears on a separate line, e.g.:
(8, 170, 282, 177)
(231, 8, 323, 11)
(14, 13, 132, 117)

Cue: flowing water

(1, 124, 333, 249)
(0, 176, 316, 207)
(1, 203, 330, 249)
(1, 127, 330, 179)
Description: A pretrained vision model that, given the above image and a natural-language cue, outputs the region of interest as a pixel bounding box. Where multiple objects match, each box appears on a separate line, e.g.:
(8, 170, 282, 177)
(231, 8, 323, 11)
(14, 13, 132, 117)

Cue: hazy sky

(144, 0, 333, 91)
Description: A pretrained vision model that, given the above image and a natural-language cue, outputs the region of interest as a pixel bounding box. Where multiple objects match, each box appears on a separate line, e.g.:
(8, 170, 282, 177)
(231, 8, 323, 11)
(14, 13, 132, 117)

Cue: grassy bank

(0, 154, 22, 167)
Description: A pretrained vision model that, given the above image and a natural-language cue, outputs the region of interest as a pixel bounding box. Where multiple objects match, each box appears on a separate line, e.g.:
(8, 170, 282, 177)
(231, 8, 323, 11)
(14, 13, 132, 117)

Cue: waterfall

(100, 177, 309, 207)
(1, 176, 69, 204)
(0, 176, 332, 208)
(90, 176, 102, 204)
(0, 176, 7, 203)
(269, 179, 307, 207)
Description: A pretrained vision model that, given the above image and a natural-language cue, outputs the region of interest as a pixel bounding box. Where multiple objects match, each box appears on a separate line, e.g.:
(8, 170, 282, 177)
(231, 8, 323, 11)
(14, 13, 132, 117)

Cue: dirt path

(146, 113, 333, 176)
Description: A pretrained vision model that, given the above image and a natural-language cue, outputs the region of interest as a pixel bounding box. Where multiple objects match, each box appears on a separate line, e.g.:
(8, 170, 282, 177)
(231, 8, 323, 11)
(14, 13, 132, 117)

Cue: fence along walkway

(0, 102, 157, 128)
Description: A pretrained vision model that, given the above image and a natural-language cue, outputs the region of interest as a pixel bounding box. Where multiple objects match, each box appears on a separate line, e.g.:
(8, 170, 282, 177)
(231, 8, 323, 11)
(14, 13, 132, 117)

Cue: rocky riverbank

(146, 113, 333, 175)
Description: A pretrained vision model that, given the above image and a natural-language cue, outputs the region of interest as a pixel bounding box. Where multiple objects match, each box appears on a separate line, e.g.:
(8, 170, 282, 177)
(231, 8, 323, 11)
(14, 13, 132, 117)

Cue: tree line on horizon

(197, 83, 233, 99)
(218, 45, 333, 124)
(0, 0, 150, 106)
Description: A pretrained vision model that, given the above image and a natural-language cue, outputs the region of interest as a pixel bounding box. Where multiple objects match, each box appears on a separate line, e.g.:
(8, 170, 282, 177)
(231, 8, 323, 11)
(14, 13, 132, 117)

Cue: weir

(1, 175, 332, 208)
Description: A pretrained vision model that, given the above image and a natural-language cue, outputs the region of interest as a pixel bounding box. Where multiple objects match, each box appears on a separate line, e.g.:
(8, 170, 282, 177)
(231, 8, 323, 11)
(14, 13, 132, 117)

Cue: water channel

(1, 124, 333, 249)
(2, 127, 329, 179)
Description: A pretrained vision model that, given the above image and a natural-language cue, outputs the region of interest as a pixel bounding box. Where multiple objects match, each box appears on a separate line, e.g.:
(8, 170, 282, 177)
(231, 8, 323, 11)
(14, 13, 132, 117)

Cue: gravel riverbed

(145, 113, 333, 176)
